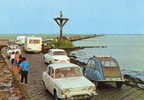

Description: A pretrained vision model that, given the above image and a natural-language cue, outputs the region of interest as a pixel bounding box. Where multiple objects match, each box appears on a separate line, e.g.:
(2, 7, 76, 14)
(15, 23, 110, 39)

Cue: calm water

(73, 34, 144, 80)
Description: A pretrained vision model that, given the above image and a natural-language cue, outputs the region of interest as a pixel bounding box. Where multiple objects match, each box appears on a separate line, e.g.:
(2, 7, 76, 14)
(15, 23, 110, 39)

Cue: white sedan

(42, 63, 97, 100)
(7, 45, 21, 56)
(43, 49, 70, 64)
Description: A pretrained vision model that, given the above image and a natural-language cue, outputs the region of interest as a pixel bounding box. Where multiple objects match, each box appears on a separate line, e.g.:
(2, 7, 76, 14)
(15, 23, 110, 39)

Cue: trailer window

(102, 61, 117, 67)
(29, 40, 40, 44)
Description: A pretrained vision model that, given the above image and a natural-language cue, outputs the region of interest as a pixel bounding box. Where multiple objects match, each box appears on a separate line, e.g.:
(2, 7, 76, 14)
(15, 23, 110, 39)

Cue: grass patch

(46, 39, 74, 48)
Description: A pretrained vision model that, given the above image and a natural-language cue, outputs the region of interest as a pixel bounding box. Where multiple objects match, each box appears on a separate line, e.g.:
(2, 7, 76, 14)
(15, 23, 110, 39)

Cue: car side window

(47, 67, 51, 75)
(48, 67, 54, 78)
(51, 69, 54, 78)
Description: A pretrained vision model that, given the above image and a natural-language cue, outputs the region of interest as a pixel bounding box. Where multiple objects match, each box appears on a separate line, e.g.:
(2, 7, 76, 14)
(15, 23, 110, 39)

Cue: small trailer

(83, 56, 125, 88)
(24, 36, 42, 53)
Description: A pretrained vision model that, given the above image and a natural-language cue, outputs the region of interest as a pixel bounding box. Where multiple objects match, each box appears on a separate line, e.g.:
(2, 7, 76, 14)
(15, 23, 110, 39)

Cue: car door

(45, 50, 51, 62)
(45, 67, 55, 94)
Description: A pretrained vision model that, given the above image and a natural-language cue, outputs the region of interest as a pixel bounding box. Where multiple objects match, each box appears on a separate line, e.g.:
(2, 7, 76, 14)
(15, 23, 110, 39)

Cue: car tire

(48, 61, 52, 65)
(43, 58, 48, 64)
(43, 57, 49, 64)
(116, 82, 123, 89)
(54, 91, 60, 100)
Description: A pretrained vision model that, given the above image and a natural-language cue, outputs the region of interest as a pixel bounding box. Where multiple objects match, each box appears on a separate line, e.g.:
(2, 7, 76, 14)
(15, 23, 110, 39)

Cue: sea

(72, 34, 144, 80)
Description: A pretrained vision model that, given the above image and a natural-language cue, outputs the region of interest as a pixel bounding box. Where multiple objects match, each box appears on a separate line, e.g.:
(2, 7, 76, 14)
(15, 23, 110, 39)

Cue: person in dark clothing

(19, 57, 30, 84)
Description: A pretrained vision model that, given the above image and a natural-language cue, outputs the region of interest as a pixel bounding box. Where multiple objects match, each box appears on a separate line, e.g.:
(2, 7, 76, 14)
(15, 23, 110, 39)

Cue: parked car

(43, 49, 70, 64)
(6, 45, 21, 57)
(16, 36, 26, 45)
(42, 63, 97, 100)
(83, 56, 125, 88)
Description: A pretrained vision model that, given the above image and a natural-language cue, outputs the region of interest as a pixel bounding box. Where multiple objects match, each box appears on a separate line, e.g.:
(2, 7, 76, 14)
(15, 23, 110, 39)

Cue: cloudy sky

(0, 0, 144, 34)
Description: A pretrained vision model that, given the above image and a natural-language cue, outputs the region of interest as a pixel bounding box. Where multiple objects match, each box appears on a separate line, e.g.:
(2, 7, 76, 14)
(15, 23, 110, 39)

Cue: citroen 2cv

(83, 56, 125, 88)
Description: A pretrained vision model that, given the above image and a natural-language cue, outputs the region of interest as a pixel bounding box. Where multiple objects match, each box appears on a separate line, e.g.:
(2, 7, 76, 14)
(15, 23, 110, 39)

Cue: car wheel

(48, 61, 52, 65)
(116, 82, 123, 89)
(43, 58, 48, 64)
(54, 91, 59, 100)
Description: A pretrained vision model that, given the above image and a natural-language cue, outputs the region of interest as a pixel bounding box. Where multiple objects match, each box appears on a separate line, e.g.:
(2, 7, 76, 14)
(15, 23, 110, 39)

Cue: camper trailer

(24, 36, 42, 53)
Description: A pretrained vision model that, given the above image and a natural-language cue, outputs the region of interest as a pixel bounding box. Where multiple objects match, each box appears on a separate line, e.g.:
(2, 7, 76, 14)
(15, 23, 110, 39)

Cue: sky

(0, 0, 144, 34)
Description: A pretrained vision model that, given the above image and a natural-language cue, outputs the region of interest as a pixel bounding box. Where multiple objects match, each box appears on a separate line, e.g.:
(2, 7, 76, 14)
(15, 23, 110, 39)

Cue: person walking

(10, 52, 15, 65)
(19, 57, 30, 84)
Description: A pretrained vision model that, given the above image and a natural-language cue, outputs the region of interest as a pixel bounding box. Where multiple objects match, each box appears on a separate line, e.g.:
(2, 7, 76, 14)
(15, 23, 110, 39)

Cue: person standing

(10, 52, 15, 65)
(14, 51, 21, 71)
(19, 57, 30, 84)
(10, 52, 17, 71)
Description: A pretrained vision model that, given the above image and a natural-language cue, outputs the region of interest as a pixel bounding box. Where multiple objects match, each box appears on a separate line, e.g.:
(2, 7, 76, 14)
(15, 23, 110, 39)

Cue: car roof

(50, 49, 65, 52)
(94, 56, 115, 61)
(48, 63, 79, 69)
(92, 56, 119, 65)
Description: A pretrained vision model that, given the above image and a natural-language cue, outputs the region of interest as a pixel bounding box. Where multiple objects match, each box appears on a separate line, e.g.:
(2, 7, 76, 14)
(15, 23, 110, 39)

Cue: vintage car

(42, 63, 97, 100)
(83, 56, 125, 88)
(43, 49, 70, 64)
(6, 45, 21, 57)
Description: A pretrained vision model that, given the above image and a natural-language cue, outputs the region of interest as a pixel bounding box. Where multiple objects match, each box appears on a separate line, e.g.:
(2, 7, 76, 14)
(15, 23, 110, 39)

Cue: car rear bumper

(25, 49, 41, 53)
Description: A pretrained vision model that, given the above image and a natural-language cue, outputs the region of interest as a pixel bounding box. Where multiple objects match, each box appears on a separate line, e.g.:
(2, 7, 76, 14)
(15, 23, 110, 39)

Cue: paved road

(25, 53, 144, 100)
(25, 53, 53, 100)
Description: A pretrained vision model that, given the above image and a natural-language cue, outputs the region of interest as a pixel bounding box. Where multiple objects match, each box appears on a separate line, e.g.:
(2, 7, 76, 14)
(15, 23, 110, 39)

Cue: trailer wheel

(116, 82, 123, 89)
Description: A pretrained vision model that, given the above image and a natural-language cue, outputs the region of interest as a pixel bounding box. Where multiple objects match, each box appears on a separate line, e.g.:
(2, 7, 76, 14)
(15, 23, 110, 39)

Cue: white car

(43, 49, 70, 64)
(42, 63, 97, 100)
(7, 45, 21, 56)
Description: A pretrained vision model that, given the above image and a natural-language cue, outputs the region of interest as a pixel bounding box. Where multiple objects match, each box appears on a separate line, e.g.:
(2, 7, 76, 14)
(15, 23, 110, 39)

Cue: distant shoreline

(0, 34, 143, 40)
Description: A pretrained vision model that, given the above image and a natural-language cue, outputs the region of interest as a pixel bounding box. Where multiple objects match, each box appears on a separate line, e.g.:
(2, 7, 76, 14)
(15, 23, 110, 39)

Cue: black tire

(43, 58, 48, 64)
(116, 82, 123, 89)
(44, 59, 48, 65)
(54, 91, 59, 100)
(48, 61, 52, 65)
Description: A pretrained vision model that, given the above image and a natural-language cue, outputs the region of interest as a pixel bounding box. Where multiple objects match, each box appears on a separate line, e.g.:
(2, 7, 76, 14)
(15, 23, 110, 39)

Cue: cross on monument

(54, 11, 69, 40)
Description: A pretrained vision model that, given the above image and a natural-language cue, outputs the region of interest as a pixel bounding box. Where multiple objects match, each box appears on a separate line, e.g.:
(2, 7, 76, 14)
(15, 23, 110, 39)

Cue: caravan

(24, 36, 42, 53)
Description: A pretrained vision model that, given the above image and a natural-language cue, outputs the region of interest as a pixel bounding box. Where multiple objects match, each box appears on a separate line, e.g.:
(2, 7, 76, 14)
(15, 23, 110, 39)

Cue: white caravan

(24, 36, 42, 53)
(16, 36, 26, 45)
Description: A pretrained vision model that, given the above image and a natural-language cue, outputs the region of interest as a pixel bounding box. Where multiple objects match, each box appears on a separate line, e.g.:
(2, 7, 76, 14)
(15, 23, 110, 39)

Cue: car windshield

(9, 45, 20, 49)
(53, 51, 66, 55)
(55, 67, 82, 78)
